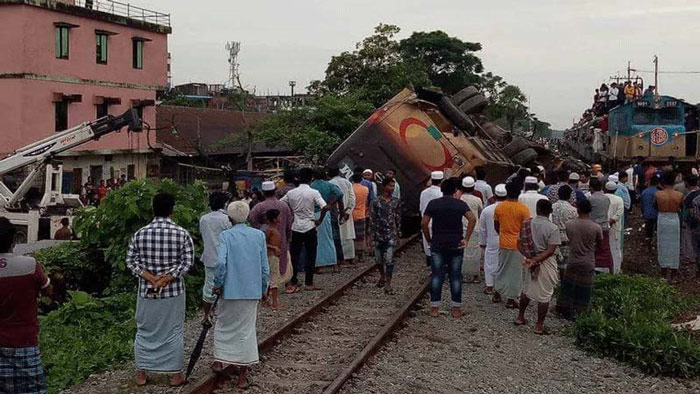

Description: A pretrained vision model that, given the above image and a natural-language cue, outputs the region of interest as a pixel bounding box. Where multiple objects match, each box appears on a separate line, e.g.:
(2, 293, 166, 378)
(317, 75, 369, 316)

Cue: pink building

(0, 0, 170, 192)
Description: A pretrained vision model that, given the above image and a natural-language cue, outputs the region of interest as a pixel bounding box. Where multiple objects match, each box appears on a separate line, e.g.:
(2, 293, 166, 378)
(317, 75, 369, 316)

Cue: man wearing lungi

(329, 167, 357, 265)
(212, 201, 269, 390)
(126, 193, 195, 387)
(493, 182, 531, 309)
(655, 171, 684, 281)
(515, 200, 561, 335)
(479, 184, 507, 294)
(588, 178, 613, 274)
(0, 217, 51, 393)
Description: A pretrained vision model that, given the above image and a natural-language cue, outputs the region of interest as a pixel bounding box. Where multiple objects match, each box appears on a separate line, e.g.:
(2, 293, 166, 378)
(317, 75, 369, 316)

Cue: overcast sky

(138, 0, 700, 129)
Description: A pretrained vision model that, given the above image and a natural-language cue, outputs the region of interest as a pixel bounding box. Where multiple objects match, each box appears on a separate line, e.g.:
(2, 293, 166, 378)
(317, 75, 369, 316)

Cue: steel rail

(186, 234, 420, 394)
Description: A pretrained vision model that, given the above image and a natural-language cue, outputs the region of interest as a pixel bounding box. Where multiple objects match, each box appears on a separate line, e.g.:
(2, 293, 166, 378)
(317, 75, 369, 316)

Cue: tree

(399, 30, 483, 95)
(487, 84, 529, 132)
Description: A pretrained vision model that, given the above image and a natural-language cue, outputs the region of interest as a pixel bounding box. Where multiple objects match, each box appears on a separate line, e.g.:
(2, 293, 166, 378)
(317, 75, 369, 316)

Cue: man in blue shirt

(641, 175, 660, 240)
(213, 201, 269, 389)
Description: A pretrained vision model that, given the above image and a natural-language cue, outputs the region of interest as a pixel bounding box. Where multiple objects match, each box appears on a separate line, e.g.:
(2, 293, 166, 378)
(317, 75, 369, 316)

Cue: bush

(34, 242, 111, 297)
(573, 274, 700, 377)
(73, 178, 208, 294)
(40, 291, 136, 394)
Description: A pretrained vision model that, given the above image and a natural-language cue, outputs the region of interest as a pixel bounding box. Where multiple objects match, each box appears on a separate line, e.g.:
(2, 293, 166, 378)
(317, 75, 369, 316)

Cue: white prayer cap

(525, 176, 538, 184)
(569, 172, 580, 181)
(261, 181, 276, 192)
(605, 181, 618, 191)
(362, 169, 373, 175)
(495, 184, 507, 197)
(431, 171, 444, 180)
(537, 165, 545, 173)
(227, 201, 250, 223)
(462, 176, 476, 188)
(608, 174, 619, 183)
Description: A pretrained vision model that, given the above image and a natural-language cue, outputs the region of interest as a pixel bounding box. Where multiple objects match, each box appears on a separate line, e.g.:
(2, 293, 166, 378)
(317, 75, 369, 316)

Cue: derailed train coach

(327, 87, 551, 221)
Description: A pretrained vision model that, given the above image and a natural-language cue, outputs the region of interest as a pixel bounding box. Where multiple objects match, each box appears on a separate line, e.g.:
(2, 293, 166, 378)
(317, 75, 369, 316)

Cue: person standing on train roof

(420, 171, 444, 267)
(422, 178, 477, 318)
(479, 184, 507, 294)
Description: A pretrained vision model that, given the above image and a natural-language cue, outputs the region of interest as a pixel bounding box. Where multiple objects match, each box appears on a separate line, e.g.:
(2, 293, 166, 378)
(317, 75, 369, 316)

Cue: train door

(685, 105, 699, 157)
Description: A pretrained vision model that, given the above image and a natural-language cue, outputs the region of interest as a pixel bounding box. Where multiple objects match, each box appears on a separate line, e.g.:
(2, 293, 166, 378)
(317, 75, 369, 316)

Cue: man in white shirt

(519, 176, 548, 218)
(329, 167, 356, 263)
(419, 171, 444, 266)
(479, 184, 506, 294)
(198, 191, 232, 320)
(281, 168, 328, 291)
(605, 181, 625, 274)
(474, 166, 494, 206)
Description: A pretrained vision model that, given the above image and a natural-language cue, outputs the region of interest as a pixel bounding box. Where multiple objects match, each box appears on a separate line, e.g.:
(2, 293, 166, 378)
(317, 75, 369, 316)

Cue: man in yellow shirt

(493, 182, 531, 308)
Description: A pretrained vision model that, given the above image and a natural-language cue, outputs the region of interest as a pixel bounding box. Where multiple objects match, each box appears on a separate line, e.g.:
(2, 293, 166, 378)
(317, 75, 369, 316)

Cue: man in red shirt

(0, 217, 51, 393)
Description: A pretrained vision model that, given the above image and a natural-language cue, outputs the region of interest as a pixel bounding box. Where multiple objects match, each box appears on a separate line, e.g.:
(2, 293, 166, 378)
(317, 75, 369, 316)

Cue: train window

(659, 108, 679, 125)
(633, 108, 654, 125)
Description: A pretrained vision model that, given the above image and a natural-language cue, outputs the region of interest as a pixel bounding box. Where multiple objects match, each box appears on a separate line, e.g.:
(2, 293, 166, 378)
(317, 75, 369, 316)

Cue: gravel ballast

(340, 283, 700, 394)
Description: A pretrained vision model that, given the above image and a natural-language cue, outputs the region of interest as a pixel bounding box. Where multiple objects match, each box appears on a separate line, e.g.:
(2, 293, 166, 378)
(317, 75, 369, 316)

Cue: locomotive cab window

(633, 108, 654, 125)
(659, 108, 679, 125)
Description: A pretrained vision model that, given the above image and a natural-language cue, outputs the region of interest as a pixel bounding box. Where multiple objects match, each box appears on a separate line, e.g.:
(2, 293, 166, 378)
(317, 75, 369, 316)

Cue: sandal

(534, 327, 550, 335)
(376, 279, 386, 288)
(514, 319, 528, 326)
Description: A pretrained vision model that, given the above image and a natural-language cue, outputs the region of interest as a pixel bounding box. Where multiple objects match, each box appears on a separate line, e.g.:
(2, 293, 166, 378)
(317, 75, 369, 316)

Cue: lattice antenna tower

(225, 41, 241, 89)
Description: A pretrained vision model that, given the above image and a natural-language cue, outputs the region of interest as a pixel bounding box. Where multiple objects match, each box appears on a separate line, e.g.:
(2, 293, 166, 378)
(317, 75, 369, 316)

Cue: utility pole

(627, 61, 631, 81)
(653, 55, 659, 95)
(289, 80, 296, 109)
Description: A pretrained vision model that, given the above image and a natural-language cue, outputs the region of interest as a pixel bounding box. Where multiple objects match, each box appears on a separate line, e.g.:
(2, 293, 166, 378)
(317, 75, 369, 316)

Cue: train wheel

(458, 94, 489, 115)
(451, 86, 480, 106)
(511, 148, 538, 165)
(502, 136, 531, 157)
(437, 96, 476, 133)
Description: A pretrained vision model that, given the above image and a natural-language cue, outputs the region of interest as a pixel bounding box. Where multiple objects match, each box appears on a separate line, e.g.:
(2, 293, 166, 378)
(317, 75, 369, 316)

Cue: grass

(573, 274, 700, 378)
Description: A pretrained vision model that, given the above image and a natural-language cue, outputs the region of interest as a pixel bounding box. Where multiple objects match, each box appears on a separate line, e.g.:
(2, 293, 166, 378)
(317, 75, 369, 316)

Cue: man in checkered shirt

(126, 192, 194, 387)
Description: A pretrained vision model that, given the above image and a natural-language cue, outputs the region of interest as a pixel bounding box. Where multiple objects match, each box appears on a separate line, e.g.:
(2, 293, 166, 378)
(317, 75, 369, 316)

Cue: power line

(631, 68, 700, 74)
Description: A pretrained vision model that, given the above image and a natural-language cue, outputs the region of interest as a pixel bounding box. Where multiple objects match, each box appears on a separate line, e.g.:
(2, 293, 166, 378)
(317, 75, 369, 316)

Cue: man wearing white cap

(329, 168, 356, 263)
(605, 181, 624, 274)
(519, 176, 548, 218)
(460, 176, 483, 283)
(362, 169, 378, 200)
(419, 171, 444, 266)
(479, 184, 506, 294)
(567, 173, 587, 205)
(249, 181, 294, 291)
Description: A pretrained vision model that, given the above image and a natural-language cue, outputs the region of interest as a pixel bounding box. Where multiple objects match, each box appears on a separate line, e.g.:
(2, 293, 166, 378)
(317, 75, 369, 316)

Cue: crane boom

(0, 109, 142, 209)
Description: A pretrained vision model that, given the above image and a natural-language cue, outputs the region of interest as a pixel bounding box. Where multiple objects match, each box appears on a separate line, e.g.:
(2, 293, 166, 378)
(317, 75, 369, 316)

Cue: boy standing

(263, 209, 283, 310)
(369, 178, 402, 294)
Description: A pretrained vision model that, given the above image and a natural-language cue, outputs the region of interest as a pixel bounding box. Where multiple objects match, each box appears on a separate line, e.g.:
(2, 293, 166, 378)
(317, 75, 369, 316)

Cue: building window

(55, 101, 68, 131)
(96, 33, 108, 64)
(135, 106, 144, 121)
(55, 26, 69, 59)
(132, 39, 144, 69)
(96, 102, 109, 118)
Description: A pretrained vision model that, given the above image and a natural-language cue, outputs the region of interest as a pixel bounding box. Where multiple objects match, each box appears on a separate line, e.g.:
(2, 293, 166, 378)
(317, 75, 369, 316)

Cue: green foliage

(252, 94, 373, 162)
(73, 179, 208, 293)
(40, 291, 136, 393)
(486, 84, 529, 132)
(573, 274, 700, 377)
(160, 94, 207, 108)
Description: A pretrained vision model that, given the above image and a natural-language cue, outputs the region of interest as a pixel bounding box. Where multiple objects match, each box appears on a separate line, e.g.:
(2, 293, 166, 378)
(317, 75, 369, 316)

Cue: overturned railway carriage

(566, 95, 699, 165)
(327, 87, 546, 217)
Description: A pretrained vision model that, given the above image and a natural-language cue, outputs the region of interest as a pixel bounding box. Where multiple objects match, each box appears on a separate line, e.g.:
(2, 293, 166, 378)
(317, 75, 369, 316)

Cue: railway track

(186, 236, 427, 394)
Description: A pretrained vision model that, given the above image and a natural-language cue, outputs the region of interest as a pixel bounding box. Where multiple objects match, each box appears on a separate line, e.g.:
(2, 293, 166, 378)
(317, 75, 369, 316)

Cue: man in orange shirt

(351, 174, 370, 263)
(493, 182, 531, 308)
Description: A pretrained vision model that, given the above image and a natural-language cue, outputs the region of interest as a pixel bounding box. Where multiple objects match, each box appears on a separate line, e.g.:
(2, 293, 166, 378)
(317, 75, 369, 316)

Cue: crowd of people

(5, 158, 698, 392)
(80, 174, 132, 206)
